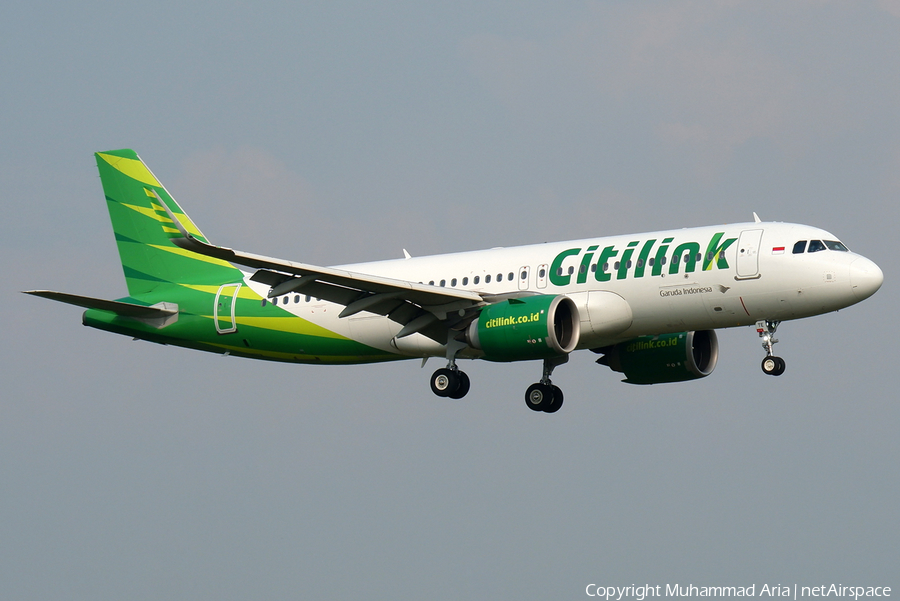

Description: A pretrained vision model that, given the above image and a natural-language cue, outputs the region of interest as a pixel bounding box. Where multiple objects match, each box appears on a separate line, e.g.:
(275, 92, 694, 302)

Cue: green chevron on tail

(96, 149, 242, 295)
(26, 149, 394, 365)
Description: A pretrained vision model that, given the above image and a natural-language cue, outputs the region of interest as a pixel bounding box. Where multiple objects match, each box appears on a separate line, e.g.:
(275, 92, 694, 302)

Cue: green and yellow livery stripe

(151, 245, 236, 268)
(97, 152, 161, 187)
(96, 149, 244, 296)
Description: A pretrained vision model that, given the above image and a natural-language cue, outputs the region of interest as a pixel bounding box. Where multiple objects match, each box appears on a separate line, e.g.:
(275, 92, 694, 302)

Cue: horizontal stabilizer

(23, 290, 178, 328)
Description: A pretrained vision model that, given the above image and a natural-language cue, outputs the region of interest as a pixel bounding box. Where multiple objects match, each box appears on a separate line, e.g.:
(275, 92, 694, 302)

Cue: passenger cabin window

(474, 276, 480, 285)
(485, 274, 491, 283)
(793, 241, 807, 254)
(808, 240, 826, 253)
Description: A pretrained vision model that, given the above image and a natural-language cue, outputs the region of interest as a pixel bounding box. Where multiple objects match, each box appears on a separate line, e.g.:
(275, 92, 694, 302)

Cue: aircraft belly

(347, 314, 444, 357)
(701, 294, 753, 327)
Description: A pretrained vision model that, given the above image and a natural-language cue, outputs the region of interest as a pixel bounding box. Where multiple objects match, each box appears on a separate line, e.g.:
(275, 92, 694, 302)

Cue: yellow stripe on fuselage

(180, 284, 259, 299)
(192, 310, 349, 341)
(236, 316, 350, 340)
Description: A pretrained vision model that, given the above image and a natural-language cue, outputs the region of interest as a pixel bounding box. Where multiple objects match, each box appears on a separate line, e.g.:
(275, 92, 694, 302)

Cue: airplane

(25, 149, 883, 413)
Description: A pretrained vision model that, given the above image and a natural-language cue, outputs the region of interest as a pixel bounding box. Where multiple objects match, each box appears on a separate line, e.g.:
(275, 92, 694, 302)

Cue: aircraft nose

(849, 256, 883, 302)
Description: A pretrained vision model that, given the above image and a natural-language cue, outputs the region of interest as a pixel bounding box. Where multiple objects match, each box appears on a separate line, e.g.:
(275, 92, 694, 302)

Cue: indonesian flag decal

(772, 246, 785, 255)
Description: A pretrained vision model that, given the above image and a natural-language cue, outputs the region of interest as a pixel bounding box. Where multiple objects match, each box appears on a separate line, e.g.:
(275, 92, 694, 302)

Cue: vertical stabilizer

(95, 149, 242, 295)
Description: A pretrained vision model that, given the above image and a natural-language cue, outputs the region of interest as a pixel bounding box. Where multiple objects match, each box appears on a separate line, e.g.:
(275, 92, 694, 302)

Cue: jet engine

(467, 295, 580, 362)
(596, 330, 718, 384)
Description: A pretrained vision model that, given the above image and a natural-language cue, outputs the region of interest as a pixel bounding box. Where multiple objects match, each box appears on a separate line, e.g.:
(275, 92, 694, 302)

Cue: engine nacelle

(467, 295, 580, 362)
(597, 330, 718, 384)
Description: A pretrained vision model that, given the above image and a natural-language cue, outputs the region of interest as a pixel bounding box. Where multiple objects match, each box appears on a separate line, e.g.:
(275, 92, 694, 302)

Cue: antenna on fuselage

(753, 212, 762, 223)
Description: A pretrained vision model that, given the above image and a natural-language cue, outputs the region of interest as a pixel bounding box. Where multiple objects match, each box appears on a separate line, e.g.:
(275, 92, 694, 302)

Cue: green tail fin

(96, 149, 242, 296)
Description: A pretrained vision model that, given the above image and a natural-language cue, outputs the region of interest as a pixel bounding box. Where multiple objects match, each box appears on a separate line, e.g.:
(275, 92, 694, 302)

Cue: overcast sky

(2, 2, 897, 599)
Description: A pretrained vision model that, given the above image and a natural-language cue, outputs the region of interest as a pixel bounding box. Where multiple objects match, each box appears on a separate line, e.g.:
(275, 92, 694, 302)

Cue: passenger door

(736, 229, 763, 279)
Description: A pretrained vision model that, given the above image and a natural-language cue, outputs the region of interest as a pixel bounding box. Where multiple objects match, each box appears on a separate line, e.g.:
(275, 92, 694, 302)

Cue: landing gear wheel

(448, 371, 470, 399)
(761, 356, 786, 376)
(430, 368, 459, 397)
(756, 320, 786, 377)
(544, 385, 564, 413)
(525, 383, 553, 412)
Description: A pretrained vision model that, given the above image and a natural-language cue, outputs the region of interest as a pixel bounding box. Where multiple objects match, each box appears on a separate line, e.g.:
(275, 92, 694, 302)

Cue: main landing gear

(428, 349, 569, 414)
(430, 367, 470, 399)
(757, 320, 786, 376)
(430, 336, 471, 399)
(524, 356, 568, 414)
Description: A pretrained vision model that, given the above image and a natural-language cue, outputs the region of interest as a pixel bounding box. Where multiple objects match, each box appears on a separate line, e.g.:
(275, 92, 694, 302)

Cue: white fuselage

(245, 221, 883, 359)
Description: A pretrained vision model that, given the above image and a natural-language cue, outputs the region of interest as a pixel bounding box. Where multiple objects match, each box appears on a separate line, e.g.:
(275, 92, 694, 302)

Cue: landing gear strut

(525, 356, 567, 413)
(757, 320, 786, 376)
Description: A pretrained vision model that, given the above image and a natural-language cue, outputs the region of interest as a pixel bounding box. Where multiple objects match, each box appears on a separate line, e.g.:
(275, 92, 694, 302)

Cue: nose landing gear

(757, 320, 786, 376)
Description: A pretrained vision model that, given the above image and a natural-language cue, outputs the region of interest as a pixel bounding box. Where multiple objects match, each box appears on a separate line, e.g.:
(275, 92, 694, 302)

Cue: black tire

(772, 356, 786, 376)
(430, 368, 459, 397)
(762, 356, 786, 376)
(525, 383, 552, 412)
(544, 385, 564, 413)
(448, 371, 470, 399)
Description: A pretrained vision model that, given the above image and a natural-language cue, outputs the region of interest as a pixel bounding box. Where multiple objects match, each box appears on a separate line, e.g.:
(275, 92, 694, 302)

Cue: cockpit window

(792, 241, 807, 254)
(807, 240, 826, 253)
(824, 240, 849, 252)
